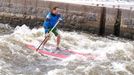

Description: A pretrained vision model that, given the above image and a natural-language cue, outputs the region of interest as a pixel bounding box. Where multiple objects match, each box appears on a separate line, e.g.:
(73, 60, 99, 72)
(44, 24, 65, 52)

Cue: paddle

(36, 20, 60, 51)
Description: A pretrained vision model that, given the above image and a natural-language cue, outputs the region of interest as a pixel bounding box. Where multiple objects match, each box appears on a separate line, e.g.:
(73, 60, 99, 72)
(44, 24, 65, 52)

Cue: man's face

(52, 8, 59, 14)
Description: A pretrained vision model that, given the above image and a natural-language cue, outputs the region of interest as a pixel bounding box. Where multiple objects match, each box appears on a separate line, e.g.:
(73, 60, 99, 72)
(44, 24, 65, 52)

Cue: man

(42, 6, 62, 49)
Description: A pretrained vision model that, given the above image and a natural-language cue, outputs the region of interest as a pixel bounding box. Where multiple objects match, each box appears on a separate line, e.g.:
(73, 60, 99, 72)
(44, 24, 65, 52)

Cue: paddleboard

(26, 44, 96, 60)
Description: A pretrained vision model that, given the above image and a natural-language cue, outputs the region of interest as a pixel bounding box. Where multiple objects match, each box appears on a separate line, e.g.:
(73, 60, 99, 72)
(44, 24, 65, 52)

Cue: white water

(0, 24, 134, 75)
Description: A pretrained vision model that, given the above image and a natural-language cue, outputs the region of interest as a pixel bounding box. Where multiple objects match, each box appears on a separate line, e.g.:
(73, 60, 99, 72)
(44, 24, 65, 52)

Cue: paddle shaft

(36, 20, 60, 51)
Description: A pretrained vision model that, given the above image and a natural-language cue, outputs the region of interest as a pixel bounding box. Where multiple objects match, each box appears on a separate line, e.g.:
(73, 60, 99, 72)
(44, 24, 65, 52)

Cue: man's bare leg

(56, 35, 61, 49)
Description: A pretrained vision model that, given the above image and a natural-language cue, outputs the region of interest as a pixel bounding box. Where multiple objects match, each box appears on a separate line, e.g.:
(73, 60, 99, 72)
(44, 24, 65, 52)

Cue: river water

(0, 23, 134, 75)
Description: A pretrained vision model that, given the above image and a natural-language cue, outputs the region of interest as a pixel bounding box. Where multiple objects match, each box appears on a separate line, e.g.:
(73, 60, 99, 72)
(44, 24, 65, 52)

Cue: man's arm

(44, 12, 51, 33)
(57, 14, 64, 26)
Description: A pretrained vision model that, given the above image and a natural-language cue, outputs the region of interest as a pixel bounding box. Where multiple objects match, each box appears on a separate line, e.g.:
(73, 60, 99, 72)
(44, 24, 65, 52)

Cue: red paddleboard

(26, 44, 96, 60)
(26, 44, 68, 59)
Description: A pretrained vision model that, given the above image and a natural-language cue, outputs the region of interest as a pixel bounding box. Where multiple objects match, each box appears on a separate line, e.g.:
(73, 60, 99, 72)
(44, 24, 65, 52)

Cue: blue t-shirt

(43, 12, 61, 29)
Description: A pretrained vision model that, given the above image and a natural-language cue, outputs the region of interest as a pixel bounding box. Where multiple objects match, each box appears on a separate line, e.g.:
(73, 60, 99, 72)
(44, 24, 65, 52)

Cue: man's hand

(59, 18, 62, 21)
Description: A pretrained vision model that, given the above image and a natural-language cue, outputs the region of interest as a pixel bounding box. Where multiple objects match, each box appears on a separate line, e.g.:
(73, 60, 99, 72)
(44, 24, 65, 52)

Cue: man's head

(51, 6, 59, 14)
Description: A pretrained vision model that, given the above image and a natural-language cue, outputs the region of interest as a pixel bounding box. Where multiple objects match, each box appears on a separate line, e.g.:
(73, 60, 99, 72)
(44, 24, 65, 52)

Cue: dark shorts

(48, 28, 59, 36)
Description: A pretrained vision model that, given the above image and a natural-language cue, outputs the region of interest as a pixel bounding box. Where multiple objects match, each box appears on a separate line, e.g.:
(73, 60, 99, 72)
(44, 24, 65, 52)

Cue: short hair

(52, 6, 58, 10)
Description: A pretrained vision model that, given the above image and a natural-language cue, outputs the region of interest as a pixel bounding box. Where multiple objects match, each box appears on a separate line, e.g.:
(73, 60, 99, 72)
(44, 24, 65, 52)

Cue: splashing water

(0, 24, 134, 75)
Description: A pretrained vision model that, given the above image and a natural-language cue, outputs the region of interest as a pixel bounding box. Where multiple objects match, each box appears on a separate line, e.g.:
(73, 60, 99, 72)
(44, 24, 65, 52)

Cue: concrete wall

(0, 0, 134, 39)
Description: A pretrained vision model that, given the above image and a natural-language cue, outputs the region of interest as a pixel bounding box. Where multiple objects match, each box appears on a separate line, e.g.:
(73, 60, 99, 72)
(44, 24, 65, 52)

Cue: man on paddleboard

(42, 6, 63, 49)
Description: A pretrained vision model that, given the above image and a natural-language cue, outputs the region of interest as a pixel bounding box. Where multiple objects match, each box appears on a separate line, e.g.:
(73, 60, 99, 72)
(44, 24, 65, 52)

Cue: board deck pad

(44, 47, 72, 56)
(26, 44, 96, 60)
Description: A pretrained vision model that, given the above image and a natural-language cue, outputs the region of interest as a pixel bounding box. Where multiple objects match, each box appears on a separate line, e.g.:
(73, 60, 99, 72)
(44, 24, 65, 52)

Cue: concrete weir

(0, 0, 134, 39)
